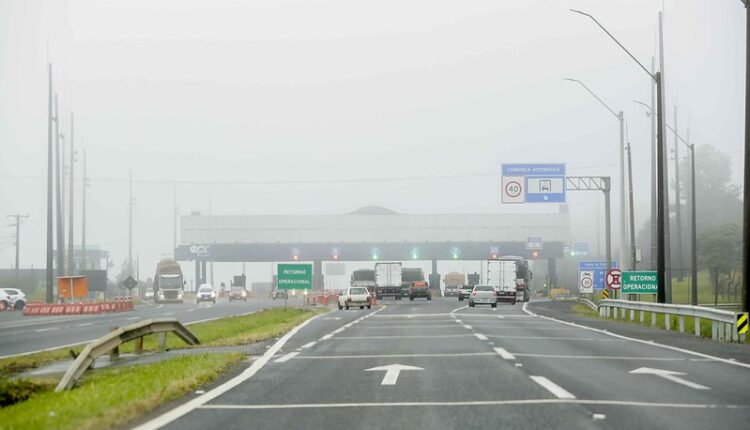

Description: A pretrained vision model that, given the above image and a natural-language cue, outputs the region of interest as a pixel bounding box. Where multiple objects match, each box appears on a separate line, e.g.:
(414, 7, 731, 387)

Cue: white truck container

(374, 262, 403, 300)
(487, 259, 517, 304)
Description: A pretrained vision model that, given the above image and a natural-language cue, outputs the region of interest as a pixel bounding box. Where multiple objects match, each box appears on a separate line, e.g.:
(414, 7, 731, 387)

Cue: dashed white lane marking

(125, 316, 139, 320)
(333, 334, 474, 340)
(530, 376, 576, 399)
(513, 353, 713, 361)
(77, 323, 94, 327)
(275, 352, 300, 363)
(34, 327, 59, 332)
(333, 328, 345, 334)
(486, 335, 623, 342)
(463, 325, 473, 330)
(301, 341, 316, 349)
(187, 309, 195, 312)
(320, 334, 333, 341)
(494, 347, 516, 360)
(198, 399, 744, 410)
(474, 333, 488, 341)
(295, 352, 495, 359)
(593, 413, 606, 420)
(319, 307, 384, 342)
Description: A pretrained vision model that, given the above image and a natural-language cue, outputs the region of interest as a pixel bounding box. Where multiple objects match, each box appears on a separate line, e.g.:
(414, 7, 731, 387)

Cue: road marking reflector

(494, 347, 516, 360)
(274, 352, 299, 363)
(474, 333, 488, 341)
(530, 376, 576, 399)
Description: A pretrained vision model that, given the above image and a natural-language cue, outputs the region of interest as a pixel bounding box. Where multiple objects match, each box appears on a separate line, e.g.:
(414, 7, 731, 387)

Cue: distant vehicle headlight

(241, 291, 247, 297)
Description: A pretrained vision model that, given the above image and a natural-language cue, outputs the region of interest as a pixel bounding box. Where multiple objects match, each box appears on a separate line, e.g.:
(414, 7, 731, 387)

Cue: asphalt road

(0, 297, 296, 357)
(136, 297, 750, 430)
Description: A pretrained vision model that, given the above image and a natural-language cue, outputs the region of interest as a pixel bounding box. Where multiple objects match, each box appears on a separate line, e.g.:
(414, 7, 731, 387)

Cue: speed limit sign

(502, 176, 525, 204)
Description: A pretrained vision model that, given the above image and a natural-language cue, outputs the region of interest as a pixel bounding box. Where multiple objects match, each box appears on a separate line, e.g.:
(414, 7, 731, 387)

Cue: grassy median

(0, 352, 243, 430)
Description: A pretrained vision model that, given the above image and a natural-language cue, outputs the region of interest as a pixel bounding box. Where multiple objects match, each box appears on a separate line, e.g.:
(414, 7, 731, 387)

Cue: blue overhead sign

(501, 163, 566, 204)
(578, 261, 618, 290)
(526, 237, 543, 250)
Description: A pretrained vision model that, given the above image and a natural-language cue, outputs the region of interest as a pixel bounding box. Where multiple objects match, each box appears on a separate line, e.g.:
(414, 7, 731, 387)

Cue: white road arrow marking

(629, 367, 710, 390)
(366, 364, 423, 385)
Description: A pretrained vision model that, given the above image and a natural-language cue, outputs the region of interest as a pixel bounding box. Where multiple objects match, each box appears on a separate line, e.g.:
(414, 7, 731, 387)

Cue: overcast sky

(0, 0, 745, 286)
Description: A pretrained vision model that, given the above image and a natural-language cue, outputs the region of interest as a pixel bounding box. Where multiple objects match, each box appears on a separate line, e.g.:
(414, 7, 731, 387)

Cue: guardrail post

(134, 336, 143, 354)
(694, 317, 701, 337)
(158, 332, 167, 352)
(712, 321, 718, 340)
(651, 312, 656, 327)
(732, 324, 739, 343)
(665, 314, 670, 331)
(109, 327, 119, 361)
(639, 310, 644, 323)
(605, 307, 610, 318)
(678, 316, 685, 333)
(630, 309, 635, 321)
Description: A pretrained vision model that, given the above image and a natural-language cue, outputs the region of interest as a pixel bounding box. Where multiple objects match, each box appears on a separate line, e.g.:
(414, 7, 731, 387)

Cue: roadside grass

(572, 303, 748, 344)
(0, 307, 326, 378)
(0, 352, 243, 430)
(118, 307, 327, 353)
(0, 348, 82, 379)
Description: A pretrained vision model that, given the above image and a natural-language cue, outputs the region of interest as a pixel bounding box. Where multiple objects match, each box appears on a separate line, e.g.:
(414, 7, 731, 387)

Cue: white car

(196, 284, 216, 304)
(338, 287, 372, 310)
(144, 288, 155, 300)
(469, 285, 497, 308)
(0, 289, 10, 311)
(0, 288, 26, 310)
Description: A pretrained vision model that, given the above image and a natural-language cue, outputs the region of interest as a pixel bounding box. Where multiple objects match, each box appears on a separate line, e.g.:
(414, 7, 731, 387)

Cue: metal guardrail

(55, 318, 200, 392)
(597, 299, 746, 343)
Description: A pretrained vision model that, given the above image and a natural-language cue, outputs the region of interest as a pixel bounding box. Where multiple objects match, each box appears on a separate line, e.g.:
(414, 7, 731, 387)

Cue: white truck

(487, 259, 517, 305)
(374, 262, 403, 300)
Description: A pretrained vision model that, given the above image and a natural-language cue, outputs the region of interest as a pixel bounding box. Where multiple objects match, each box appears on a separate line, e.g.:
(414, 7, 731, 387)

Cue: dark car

(408, 281, 431, 301)
(272, 290, 288, 300)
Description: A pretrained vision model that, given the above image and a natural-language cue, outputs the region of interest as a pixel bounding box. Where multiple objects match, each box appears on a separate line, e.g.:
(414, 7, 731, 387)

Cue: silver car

(468, 285, 497, 308)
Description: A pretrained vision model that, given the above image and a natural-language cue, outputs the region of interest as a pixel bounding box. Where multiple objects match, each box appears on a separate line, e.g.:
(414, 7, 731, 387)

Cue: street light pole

(571, 8, 669, 303)
(46, 63, 54, 303)
(740, 0, 749, 313)
(563, 77, 630, 270)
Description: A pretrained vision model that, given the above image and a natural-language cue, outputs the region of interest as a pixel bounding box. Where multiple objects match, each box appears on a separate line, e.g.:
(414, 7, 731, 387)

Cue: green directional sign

(277, 263, 313, 290)
(621, 271, 658, 294)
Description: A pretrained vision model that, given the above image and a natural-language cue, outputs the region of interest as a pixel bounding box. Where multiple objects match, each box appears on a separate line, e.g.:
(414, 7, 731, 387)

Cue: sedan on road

(469, 285, 497, 308)
(0, 288, 26, 310)
(338, 287, 372, 310)
(196, 284, 217, 304)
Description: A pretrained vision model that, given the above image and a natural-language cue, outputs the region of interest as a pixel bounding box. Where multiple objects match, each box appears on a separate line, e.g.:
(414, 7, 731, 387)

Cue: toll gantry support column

(547, 258, 557, 289)
(429, 259, 441, 293)
(313, 260, 324, 290)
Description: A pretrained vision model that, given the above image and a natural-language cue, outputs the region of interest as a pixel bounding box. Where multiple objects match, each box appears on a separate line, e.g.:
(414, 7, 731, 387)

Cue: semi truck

(487, 259, 518, 304)
(374, 262, 403, 299)
(497, 255, 533, 302)
(458, 273, 480, 301)
(401, 267, 425, 297)
(443, 272, 465, 297)
(153, 258, 184, 303)
(350, 269, 376, 291)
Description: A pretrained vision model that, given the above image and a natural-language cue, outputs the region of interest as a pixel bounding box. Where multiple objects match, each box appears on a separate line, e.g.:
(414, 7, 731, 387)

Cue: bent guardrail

(597, 299, 747, 344)
(55, 318, 200, 392)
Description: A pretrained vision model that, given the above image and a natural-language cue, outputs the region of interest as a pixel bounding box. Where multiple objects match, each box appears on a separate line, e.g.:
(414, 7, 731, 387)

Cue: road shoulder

(527, 300, 750, 366)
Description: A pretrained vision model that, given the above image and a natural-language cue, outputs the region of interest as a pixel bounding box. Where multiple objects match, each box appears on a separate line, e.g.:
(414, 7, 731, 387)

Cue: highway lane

(140, 297, 750, 430)
(0, 297, 296, 357)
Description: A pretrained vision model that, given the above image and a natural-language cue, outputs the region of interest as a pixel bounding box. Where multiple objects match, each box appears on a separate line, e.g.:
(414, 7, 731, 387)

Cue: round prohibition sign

(606, 269, 622, 290)
(581, 276, 593, 289)
(505, 180, 522, 198)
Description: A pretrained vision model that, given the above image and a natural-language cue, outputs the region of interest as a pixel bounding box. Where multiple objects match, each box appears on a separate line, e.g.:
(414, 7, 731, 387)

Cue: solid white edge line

(494, 347, 516, 360)
(521, 302, 750, 370)
(197, 399, 743, 410)
(274, 352, 299, 363)
(474, 333, 488, 341)
(530, 375, 576, 399)
(131, 311, 326, 430)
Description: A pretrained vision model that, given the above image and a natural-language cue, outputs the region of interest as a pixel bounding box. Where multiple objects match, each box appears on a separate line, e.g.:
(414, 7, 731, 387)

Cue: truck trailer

(374, 262, 403, 300)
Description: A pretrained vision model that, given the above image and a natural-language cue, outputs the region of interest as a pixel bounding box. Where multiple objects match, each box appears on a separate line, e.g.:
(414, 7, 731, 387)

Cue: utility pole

(740, 0, 749, 313)
(673, 106, 684, 282)
(626, 133, 637, 271)
(658, 11, 672, 302)
(128, 171, 133, 277)
(54, 94, 65, 277)
(67, 113, 75, 275)
(173, 186, 177, 258)
(6, 214, 29, 278)
(81, 148, 88, 272)
(688, 130, 698, 306)
(46, 63, 54, 303)
(650, 57, 657, 271)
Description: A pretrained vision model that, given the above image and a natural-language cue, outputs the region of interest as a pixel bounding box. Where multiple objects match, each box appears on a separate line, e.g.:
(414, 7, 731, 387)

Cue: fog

(0, 0, 744, 289)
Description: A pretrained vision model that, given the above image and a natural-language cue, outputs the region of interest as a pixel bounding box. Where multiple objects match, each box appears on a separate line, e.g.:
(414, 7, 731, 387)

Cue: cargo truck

(487, 259, 517, 304)
(374, 262, 403, 300)
(497, 255, 533, 302)
(401, 267, 425, 298)
(443, 272, 465, 297)
(350, 269, 376, 291)
(153, 258, 184, 304)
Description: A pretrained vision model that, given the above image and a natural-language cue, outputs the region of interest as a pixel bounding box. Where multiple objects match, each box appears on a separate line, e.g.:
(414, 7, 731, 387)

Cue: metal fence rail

(597, 299, 746, 343)
(55, 318, 200, 392)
